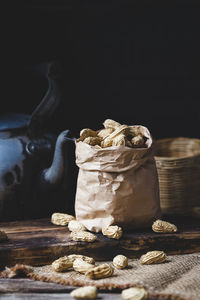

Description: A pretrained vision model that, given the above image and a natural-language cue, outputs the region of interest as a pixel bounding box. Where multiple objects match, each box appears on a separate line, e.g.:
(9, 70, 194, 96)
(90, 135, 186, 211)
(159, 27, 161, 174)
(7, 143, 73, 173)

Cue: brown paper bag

(75, 126, 160, 232)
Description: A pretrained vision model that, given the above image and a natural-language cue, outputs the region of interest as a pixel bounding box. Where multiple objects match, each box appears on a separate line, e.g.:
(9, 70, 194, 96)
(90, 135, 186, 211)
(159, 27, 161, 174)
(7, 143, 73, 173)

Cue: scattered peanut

(51, 212, 75, 226)
(68, 254, 95, 265)
(121, 287, 148, 300)
(68, 220, 87, 232)
(0, 230, 8, 242)
(52, 254, 95, 272)
(70, 286, 97, 299)
(140, 250, 166, 265)
(113, 255, 128, 269)
(86, 263, 114, 280)
(51, 256, 72, 272)
(102, 225, 123, 239)
(70, 231, 97, 242)
(73, 258, 95, 274)
(152, 219, 178, 233)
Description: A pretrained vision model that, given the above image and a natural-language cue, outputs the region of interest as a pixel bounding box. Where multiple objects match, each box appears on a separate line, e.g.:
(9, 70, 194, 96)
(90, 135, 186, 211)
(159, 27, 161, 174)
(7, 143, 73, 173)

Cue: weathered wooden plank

(0, 279, 71, 293)
(0, 293, 123, 299)
(0, 217, 199, 269)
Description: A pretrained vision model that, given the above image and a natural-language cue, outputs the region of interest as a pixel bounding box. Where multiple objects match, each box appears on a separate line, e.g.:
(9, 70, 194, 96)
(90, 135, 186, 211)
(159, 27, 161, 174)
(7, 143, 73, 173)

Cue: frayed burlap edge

(0, 264, 194, 300)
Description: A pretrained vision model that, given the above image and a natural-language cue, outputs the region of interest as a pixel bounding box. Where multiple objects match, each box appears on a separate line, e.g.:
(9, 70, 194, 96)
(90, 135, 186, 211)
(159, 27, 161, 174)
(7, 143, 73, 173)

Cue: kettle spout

(41, 130, 75, 185)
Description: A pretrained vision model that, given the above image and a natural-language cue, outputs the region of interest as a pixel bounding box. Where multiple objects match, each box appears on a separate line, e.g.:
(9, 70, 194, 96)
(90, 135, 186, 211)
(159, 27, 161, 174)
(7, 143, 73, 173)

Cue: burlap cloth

(1, 253, 200, 299)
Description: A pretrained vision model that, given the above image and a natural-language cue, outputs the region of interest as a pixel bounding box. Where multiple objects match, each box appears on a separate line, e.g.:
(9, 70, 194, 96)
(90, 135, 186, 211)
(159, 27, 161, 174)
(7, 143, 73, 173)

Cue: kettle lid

(0, 113, 31, 131)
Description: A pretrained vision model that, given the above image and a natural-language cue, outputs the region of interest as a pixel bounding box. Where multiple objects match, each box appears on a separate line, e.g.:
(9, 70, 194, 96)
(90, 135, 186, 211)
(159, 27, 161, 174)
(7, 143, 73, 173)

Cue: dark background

(4, 0, 200, 140)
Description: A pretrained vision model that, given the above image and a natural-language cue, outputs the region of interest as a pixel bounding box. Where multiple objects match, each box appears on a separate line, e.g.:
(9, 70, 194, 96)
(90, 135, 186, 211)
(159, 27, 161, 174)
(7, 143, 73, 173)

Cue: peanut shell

(68, 220, 87, 232)
(70, 286, 97, 299)
(140, 250, 166, 265)
(102, 225, 123, 239)
(73, 258, 95, 274)
(103, 119, 121, 130)
(86, 263, 114, 279)
(70, 231, 97, 242)
(97, 128, 114, 139)
(113, 255, 128, 269)
(83, 136, 102, 146)
(131, 135, 145, 148)
(80, 128, 97, 140)
(152, 219, 178, 233)
(127, 126, 142, 137)
(68, 254, 95, 265)
(51, 256, 72, 272)
(112, 134, 126, 146)
(51, 213, 75, 226)
(101, 125, 129, 148)
(121, 287, 148, 300)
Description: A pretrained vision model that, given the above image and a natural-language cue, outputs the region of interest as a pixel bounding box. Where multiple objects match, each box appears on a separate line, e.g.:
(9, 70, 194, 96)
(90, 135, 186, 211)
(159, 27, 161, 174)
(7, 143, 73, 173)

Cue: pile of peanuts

(77, 119, 147, 148)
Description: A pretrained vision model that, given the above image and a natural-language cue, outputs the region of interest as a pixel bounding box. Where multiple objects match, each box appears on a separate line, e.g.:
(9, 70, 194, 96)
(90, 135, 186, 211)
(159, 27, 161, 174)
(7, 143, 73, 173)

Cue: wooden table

(0, 215, 199, 299)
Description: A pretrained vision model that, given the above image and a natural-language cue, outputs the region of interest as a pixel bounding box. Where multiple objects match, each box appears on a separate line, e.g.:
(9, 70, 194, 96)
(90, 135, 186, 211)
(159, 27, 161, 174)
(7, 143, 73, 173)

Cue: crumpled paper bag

(75, 126, 160, 232)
